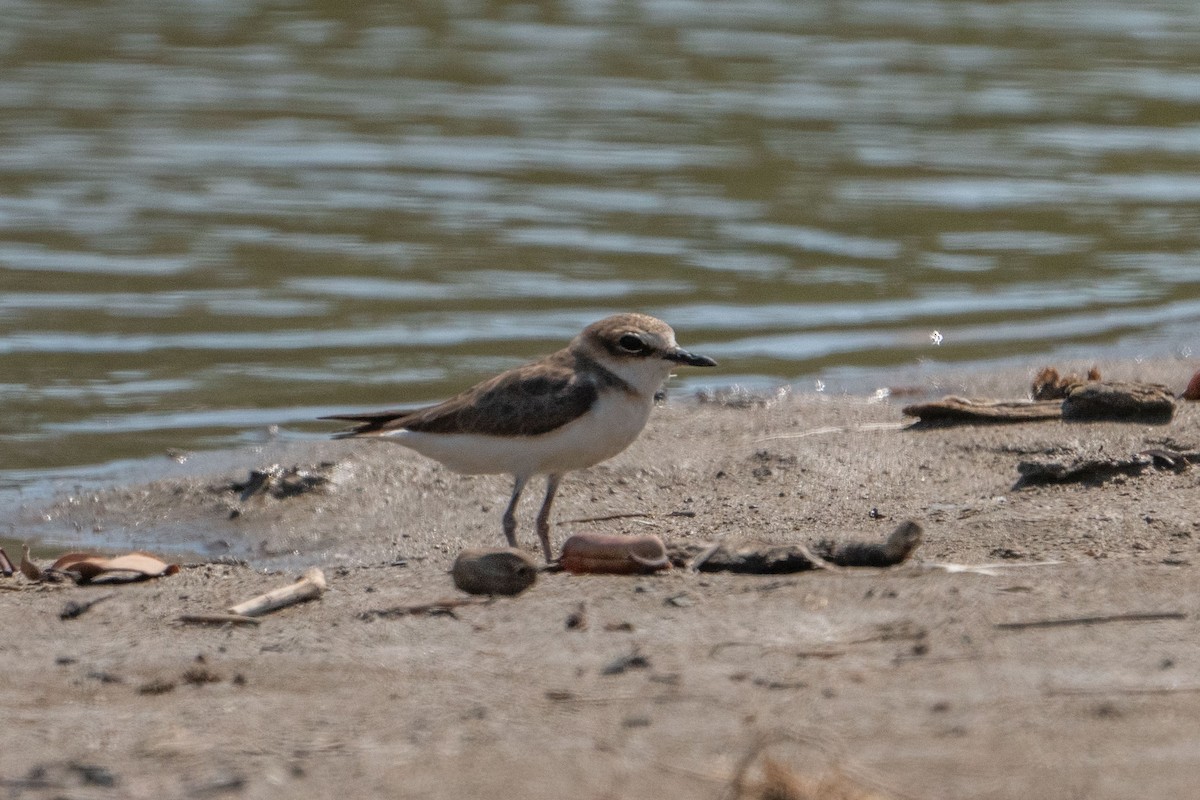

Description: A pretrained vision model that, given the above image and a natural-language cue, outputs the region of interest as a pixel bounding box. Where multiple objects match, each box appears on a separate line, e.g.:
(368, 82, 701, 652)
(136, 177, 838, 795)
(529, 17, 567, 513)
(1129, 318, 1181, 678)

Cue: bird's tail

(320, 411, 413, 439)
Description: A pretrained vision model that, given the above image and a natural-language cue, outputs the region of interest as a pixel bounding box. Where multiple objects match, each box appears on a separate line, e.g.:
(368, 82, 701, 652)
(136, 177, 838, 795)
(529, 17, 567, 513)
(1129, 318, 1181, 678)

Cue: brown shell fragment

(452, 548, 538, 596)
(559, 532, 670, 575)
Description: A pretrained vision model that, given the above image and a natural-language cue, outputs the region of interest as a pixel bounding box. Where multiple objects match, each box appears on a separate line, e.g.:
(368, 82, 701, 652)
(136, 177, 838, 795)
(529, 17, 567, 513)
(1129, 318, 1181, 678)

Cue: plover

(324, 313, 717, 561)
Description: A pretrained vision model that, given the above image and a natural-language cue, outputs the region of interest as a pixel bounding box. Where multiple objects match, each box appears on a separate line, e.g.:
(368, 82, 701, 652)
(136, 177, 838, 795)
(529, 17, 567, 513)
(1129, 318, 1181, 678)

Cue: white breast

(386, 389, 656, 478)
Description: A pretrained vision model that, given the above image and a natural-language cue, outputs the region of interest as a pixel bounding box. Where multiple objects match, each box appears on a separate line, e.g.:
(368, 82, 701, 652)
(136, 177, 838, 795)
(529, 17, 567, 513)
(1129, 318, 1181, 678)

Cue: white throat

(596, 352, 677, 399)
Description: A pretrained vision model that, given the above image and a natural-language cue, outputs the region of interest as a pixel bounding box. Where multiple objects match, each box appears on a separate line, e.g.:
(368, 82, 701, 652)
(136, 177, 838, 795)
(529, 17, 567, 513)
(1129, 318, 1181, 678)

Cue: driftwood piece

(905, 381, 1176, 426)
(1061, 381, 1175, 422)
(668, 521, 922, 574)
(902, 397, 1063, 425)
(451, 548, 538, 596)
(227, 567, 326, 617)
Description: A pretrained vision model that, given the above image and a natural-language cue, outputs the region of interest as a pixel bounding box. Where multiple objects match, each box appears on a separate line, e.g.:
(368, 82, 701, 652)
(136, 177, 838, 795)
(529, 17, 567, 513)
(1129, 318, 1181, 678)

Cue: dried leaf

(51, 552, 107, 571)
(49, 551, 179, 583)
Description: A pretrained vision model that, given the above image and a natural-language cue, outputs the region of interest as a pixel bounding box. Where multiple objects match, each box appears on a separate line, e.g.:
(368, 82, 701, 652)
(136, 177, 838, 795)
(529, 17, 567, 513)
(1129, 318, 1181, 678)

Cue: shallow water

(3, 0, 1200, 499)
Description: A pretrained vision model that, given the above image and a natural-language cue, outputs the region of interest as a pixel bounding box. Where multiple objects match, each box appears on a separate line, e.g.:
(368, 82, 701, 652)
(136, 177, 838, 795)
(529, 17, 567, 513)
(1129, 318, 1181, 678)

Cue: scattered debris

(670, 521, 922, 574)
(601, 648, 650, 675)
(451, 548, 538, 596)
(68, 763, 116, 788)
(358, 596, 492, 620)
(1140, 447, 1200, 470)
(709, 641, 845, 660)
(1031, 366, 1101, 400)
(1014, 448, 1200, 488)
(87, 670, 123, 684)
(560, 512, 655, 525)
(0, 762, 122, 793)
(181, 665, 223, 685)
(560, 532, 670, 574)
(184, 771, 246, 797)
(226, 567, 326, 617)
(671, 540, 832, 574)
(723, 733, 895, 800)
(995, 611, 1186, 631)
(138, 678, 177, 695)
(565, 602, 587, 630)
(812, 520, 923, 567)
(1061, 381, 1175, 422)
(177, 613, 261, 627)
(1015, 453, 1148, 487)
(903, 396, 1063, 425)
(60, 593, 116, 620)
(226, 462, 335, 502)
(734, 757, 890, 800)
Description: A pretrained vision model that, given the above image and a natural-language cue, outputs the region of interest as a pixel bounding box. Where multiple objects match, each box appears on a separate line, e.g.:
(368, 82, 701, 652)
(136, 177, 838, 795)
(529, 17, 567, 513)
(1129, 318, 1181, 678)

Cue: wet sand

(4, 361, 1200, 799)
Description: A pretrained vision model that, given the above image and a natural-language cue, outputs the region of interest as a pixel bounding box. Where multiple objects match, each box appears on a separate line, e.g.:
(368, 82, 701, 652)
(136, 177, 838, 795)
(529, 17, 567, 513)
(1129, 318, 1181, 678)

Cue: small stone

(451, 548, 538, 596)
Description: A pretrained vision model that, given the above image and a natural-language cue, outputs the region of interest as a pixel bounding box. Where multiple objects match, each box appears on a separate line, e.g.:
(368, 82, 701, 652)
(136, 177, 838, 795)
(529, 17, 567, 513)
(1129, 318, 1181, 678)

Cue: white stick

(227, 567, 327, 617)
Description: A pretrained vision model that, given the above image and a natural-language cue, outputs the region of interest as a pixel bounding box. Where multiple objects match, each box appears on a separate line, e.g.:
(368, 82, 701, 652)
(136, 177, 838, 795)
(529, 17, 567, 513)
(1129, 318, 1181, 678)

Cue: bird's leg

(502, 475, 528, 548)
(535, 474, 562, 562)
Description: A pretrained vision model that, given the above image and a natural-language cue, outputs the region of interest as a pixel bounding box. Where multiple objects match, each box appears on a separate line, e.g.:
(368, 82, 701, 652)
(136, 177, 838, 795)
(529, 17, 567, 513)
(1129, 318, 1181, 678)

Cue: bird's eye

(617, 333, 646, 353)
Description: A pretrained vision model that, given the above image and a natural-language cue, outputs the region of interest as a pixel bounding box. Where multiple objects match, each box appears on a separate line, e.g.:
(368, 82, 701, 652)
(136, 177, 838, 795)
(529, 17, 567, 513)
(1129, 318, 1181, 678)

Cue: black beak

(664, 348, 717, 367)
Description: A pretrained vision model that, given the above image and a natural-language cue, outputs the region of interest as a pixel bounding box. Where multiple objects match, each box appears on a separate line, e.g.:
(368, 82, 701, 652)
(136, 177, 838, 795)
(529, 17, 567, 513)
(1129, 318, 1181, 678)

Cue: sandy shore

(4, 360, 1200, 799)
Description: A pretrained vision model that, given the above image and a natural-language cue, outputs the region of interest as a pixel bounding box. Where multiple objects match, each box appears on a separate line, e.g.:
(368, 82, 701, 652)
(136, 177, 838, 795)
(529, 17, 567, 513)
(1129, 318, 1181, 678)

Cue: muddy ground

(4, 361, 1200, 799)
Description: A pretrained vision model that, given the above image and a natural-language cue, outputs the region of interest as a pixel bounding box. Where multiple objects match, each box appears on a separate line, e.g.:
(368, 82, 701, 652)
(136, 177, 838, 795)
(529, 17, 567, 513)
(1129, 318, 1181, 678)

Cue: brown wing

(324, 350, 611, 439)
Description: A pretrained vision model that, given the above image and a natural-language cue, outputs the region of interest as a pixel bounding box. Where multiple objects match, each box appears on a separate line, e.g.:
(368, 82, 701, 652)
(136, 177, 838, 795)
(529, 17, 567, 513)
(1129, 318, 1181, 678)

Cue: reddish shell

(559, 532, 670, 575)
(1183, 369, 1200, 401)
